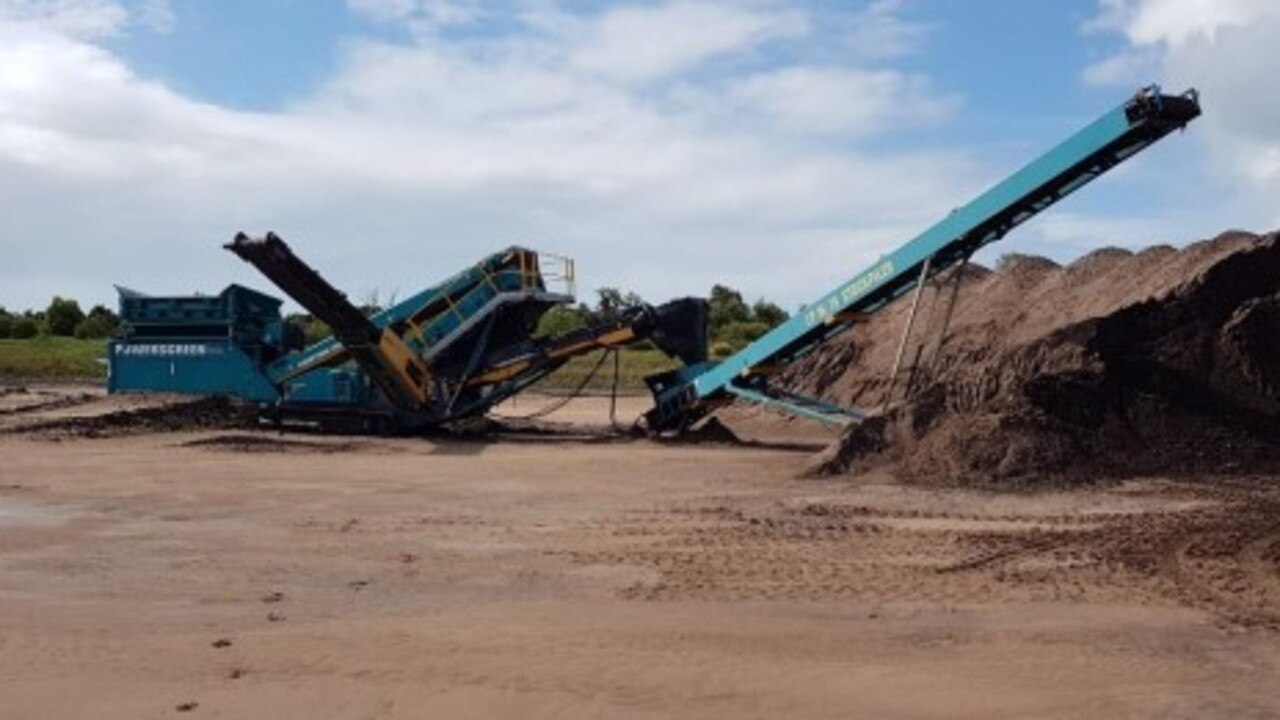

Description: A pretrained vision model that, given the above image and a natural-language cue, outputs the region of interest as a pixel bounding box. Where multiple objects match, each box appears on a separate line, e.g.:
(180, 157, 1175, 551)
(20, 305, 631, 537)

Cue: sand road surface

(1, 391, 1279, 719)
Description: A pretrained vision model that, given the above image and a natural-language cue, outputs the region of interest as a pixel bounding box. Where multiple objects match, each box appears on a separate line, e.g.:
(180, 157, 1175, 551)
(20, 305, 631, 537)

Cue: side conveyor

(226, 232, 432, 410)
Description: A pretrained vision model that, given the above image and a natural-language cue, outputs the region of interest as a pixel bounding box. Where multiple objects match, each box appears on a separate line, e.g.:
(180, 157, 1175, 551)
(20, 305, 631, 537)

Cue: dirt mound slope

(789, 230, 1280, 485)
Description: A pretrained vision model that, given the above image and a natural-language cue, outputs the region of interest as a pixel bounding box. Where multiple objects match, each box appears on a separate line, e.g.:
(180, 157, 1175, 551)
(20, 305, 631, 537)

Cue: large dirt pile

(788, 231, 1280, 485)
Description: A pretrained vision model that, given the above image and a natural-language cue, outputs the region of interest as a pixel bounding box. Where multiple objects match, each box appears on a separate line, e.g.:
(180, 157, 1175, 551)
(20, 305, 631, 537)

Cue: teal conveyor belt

(644, 85, 1201, 432)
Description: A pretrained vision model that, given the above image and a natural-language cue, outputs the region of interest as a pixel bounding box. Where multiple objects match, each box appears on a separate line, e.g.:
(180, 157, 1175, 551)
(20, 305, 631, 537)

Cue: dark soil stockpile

(181, 434, 368, 453)
(788, 231, 1280, 485)
(13, 396, 255, 438)
(0, 388, 95, 416)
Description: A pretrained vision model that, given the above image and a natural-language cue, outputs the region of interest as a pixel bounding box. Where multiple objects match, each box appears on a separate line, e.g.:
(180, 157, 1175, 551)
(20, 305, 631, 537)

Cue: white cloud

(134, 0, 173, 33)
(1081, 46, 1159, 87)
(844, 0, 932, 60)
(1085, 0, 1280, 229)
(727, 66, 957, 136)
(0, 0, 127, 38)
(1088, 0, 1278, 47)
(347, 0, 482, 35)
(0, 1, 988, 314)
(568, 2, 805, 83)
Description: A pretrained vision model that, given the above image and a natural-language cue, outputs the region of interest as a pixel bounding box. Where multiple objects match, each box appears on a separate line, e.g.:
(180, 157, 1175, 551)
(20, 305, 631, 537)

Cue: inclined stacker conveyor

(641, 86, 1202, 432)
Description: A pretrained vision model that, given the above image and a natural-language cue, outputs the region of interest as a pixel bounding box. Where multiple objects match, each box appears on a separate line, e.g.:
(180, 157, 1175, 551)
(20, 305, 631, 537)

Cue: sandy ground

(1, 388, 1279, 719)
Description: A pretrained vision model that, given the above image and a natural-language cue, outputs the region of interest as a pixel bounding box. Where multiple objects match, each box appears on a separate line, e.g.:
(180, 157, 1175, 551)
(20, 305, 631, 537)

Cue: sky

(1, 0, 1277, 314)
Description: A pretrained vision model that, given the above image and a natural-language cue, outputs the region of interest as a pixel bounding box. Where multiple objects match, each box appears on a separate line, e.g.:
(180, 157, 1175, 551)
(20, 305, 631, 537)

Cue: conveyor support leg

(883, 256, 932, 412)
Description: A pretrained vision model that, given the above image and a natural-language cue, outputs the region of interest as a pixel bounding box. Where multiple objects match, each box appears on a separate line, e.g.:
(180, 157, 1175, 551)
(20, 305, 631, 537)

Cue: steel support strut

(928, 256, 968, 367)
(883, 256, 932, 412)
(902, 256, 970, 400)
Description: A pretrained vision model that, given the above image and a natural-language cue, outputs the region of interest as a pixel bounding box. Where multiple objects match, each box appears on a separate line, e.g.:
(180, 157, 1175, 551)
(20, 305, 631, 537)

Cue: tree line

(533, 285, 790, 358)
(3, 284, 791, 359)
(0, 298, 119, 340)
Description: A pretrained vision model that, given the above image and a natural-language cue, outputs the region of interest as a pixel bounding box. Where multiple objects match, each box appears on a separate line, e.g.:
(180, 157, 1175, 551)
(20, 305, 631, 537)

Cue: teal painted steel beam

(722, 385, 859, 427)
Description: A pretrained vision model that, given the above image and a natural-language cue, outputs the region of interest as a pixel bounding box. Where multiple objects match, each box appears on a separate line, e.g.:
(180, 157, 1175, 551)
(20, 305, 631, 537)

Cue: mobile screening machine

(110, 235, 706, 432)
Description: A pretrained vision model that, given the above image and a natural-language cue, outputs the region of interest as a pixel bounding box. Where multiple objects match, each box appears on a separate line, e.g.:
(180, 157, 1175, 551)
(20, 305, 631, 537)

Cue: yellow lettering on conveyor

(804, 260, 895, 327)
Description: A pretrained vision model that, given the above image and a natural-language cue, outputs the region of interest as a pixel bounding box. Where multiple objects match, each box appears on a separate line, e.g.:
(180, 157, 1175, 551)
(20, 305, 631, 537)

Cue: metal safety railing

(413, 253, 574, 353)
(536, 252, 576, 298)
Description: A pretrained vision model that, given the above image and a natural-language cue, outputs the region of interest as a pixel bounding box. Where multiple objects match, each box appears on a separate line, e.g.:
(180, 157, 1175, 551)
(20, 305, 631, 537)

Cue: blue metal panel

(282, 369, 373, 406)
(366, 251, 513, 328)
(120, 284, 280, 332)
(722, 385, 864, 426)
(108, 340, 279, 401)
(407, 270, 527, 351)
(110, 282, 287, 402)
